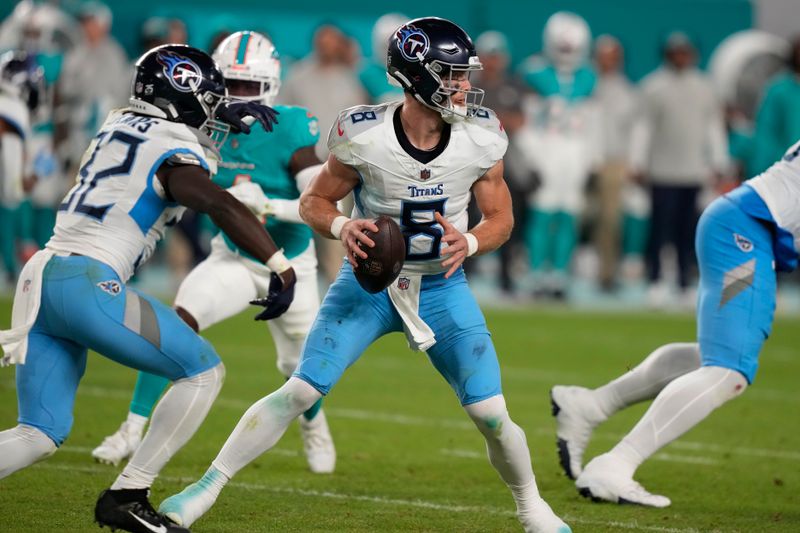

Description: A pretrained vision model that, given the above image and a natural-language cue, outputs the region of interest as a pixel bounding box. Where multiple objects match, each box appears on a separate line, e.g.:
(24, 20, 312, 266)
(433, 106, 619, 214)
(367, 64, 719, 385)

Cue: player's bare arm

(158, 163, 295, 287)
(288, 145, 321, 176)
(300, 154, 378, 267)
(438, 160, 513, 277)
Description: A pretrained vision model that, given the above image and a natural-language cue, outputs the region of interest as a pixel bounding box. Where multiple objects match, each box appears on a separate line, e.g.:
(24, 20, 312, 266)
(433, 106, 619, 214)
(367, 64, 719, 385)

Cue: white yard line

(23, 383, 800, 463)
(59, 445, 299, 458)
(34, 463, 701, 533)
(439, 448, 719, 466)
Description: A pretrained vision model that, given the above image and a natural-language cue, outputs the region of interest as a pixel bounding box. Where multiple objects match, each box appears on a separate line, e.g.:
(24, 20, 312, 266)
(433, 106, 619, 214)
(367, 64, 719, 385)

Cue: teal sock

(303, 397, 324, 421)
(622, 214, 649, 256)
(525, 208, 555, 270)
(0, 206, 17, 276)
(129, 371, 170, 418)
(552, 211, 578, 272)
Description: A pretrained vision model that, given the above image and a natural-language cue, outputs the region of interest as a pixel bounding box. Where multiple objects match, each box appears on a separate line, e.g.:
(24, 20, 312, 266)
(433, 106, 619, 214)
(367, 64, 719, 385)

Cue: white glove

(227, 181, 270, 216)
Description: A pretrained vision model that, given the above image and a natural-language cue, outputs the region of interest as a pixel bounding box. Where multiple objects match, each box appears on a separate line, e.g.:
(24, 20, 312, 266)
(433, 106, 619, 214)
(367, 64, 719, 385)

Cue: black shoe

(95, 488, 190, 533)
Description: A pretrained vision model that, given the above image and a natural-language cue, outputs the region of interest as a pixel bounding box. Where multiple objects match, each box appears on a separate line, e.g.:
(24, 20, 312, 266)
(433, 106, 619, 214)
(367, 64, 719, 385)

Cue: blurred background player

(551, 138, 800, 506)
(358, 12, 406, 104)
(0, 1, 78, 261)
(471, 29, 532, 296)
(590, 35, 639, 292)
(91, 30, 336, 474)
(0, 51, 42, 285)
(518, 12, 600, 299)
(278, 23, 367, 283)
(629, 32, 729, 308)
(752, 35, 800, 176)
(53, 1, 128, 175)
(157, 17, 570, 533)
(0, 43, 293, 533)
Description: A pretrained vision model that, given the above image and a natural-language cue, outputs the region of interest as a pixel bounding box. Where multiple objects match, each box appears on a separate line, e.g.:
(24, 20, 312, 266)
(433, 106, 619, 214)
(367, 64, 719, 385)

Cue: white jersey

(328, 101, 507, 275)
(0, 93, 30, 139)
(0, 93, 30, 205)
(747, 140, 800, 253)
(47, 109, 219, 282)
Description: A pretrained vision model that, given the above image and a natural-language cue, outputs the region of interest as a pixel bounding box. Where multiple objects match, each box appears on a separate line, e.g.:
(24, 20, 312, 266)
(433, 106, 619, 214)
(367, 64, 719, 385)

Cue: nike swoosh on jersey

(128, 511, 168, 533)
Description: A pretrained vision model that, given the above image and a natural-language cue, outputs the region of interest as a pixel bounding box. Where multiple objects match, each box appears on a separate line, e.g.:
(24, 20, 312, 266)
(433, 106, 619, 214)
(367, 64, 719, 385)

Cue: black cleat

(95, 488, 190, 533)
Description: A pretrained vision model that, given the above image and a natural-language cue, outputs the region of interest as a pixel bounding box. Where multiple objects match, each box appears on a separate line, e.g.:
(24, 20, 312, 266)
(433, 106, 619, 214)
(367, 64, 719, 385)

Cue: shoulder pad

(466, 107, 507, 144)
(327, 103, 392, 166)
(463, 107, 508, 163)
(166, 151, 208, 168)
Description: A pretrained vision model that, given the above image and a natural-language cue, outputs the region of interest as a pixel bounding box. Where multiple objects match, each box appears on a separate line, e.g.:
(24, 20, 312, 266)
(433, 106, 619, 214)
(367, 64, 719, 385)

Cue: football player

(0, 44, 294, 533)
(552, 140, 800, 507)
(158, 18, 571, 533)
(0, 51, 42, 282)
(90, 30, 336, 473)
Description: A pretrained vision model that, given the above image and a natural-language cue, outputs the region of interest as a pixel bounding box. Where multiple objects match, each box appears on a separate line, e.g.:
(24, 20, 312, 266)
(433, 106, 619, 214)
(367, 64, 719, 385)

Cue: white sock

(126, 412, 149, 433)
(112, 364, 225, 490)
(594, 343, 701, 417)
(0, 424, 57, 479)
(610, 365, 747, 474)
(212, 377, 321, 479)
(464, 395, 542, 515)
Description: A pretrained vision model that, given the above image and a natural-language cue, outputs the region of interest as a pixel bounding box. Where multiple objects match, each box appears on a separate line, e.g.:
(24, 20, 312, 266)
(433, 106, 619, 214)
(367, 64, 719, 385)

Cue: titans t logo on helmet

(397, 25, 430, 62)
(156, 50, 202, 93)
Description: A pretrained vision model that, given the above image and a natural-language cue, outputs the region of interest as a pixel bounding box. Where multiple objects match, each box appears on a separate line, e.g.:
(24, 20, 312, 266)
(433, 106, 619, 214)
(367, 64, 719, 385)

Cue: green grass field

(1, 299, 799, 532)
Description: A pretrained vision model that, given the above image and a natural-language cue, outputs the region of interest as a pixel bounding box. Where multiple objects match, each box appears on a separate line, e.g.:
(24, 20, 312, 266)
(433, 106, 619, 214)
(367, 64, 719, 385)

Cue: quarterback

(91, 30, 336, 474)
(0, 44, 293, 533)
(159, 18, 570, 533)
(552, 140, 800, 506)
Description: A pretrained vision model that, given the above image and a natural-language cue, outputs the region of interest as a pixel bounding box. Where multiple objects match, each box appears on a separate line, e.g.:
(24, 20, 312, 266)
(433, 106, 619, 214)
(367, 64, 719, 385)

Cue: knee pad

(700, 365, 748, 407)
(464, 395, 511, 437)
(282, 377, 323, 413)
(179, 362, 226, 392)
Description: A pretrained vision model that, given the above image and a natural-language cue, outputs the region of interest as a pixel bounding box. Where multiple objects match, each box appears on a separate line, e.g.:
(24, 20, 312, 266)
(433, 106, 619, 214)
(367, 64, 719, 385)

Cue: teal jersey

(753, 74, 800, 175)
(521, 64, 596, 101)
(215, 105, 320, 260)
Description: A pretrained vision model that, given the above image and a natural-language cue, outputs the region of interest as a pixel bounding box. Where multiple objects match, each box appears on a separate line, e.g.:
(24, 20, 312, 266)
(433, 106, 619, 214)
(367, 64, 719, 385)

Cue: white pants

(174, 235, 320, 377)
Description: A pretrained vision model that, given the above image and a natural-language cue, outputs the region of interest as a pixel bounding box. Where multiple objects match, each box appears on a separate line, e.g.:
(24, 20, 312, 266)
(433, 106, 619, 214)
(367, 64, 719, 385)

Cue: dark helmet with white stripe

(129, 44, 228, 133)
(387, 17, 484, 122)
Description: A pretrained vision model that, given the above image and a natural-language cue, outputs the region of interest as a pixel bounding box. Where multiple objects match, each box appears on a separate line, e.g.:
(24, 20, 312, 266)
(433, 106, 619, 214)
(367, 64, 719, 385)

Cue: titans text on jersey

(327, 100, 507, 274)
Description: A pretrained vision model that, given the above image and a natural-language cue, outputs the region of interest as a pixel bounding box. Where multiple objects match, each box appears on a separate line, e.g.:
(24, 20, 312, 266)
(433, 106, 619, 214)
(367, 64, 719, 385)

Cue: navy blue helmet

(129, 44, 227, 132)
(387, 17, 484, 122)
(0, 51, 45, 112)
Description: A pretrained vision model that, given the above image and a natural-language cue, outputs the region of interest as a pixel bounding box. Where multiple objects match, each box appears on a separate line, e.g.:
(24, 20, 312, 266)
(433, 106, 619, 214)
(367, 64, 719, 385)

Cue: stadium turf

(1, 299, 798, 532)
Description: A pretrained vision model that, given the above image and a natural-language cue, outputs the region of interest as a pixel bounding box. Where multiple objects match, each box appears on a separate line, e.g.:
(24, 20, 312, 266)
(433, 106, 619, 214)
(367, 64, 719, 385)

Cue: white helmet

(372, 13, 408, 62)
(543, 11, 591, 74)
(212, 30, 281, 106)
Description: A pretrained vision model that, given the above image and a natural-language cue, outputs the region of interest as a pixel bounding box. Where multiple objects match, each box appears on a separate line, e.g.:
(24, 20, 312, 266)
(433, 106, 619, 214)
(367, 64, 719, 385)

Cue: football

(354, 215, 406, 293)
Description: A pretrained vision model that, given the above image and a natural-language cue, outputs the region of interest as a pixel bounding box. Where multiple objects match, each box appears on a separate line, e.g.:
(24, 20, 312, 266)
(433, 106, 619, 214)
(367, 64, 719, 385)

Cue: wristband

(330, 215, 350, 240)
(464, 232, 479, 257)
(266, 249, 291, 274)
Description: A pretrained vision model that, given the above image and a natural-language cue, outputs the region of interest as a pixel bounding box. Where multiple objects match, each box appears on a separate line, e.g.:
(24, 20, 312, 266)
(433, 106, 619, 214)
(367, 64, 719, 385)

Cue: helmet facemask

(195, 87, 230, 151)
(424, 56, 484, 123)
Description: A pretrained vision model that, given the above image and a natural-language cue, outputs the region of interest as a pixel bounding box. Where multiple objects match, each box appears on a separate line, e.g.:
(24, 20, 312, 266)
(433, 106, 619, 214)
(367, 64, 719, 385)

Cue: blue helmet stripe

(235, 32, 251, 65)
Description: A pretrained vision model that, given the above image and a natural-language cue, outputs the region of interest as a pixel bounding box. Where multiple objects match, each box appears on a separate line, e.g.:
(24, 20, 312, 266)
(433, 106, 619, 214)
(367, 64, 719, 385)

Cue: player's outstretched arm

(469, 160, 514, 253)
(299, 154, 378, 267)
(158, 163, 295, 287)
